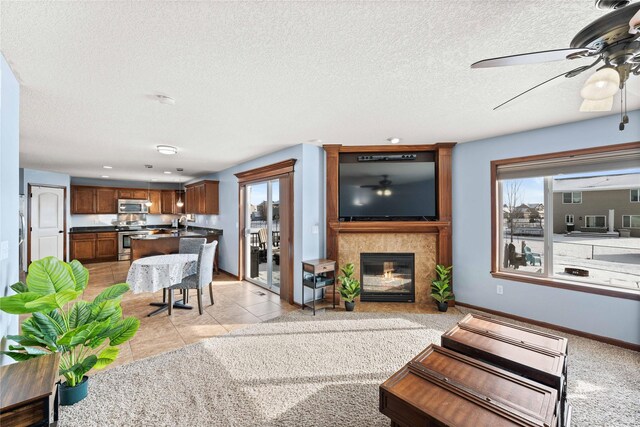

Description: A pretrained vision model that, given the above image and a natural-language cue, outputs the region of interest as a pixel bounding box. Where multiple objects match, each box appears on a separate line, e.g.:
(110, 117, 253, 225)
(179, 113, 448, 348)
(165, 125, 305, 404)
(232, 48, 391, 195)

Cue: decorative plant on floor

(431, 264, 453, 312)
(0, 256, 139, 405)
(338, 262, 361, 312)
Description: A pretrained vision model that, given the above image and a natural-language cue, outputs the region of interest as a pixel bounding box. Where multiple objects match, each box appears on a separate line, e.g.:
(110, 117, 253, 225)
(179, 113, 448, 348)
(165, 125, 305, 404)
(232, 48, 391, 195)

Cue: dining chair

(168, 241, 217, 315)
(176, 238, 206, 303)
(179, 237, 206, 254)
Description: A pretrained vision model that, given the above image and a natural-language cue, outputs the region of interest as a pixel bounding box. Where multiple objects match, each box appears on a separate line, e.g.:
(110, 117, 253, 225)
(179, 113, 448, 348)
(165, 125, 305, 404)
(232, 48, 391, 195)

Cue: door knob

(59, 230, 64, 233)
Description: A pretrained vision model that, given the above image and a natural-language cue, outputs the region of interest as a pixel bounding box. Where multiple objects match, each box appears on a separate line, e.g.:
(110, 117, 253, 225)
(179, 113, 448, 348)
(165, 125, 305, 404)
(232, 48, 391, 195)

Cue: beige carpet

(59, 308, 640, 426)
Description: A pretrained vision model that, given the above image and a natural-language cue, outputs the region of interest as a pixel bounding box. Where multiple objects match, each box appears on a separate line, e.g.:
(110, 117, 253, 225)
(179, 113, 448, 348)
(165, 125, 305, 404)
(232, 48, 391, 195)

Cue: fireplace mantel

(323, 143, 455, 303)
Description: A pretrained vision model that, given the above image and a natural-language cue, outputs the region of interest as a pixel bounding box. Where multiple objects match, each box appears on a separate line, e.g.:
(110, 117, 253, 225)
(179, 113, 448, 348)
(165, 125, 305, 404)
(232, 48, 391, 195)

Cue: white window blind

(496, 148, 640, 180)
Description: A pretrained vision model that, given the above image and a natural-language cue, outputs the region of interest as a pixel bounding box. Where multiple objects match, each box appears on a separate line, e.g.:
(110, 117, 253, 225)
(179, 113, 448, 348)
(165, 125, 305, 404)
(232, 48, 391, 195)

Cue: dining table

(126, 253, 198, 316)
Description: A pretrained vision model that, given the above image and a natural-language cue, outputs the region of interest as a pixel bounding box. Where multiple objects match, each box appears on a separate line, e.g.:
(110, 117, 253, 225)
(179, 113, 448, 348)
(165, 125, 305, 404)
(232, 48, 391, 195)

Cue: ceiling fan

(361, 175, 393, 196)
(472, 0, 640, 130)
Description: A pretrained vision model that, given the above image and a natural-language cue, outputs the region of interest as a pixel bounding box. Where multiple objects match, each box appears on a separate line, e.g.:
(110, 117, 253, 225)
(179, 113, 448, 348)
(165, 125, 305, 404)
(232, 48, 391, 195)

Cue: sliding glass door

(245, 179, 280, 293)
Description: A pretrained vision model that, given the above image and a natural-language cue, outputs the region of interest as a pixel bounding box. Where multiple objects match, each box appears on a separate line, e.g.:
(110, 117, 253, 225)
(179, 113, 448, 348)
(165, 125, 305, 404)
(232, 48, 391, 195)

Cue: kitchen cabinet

(96, 188, 117, 214)
(185, 180, 219, 214)
(72, 186, 95, 214)
(70, 233, 96, 261)
(161, 190, 176, 214)
(118, 189, 149, 200)
(96, 232, 118, 260)
(71, 232, 118, 263)
(148, 190, 162, 214)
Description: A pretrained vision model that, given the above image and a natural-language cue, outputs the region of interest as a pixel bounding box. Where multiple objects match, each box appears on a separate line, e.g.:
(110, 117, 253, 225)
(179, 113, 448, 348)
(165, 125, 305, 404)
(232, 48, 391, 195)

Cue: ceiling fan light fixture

(580, 67, 620, 100)
(579, 96, 614, 112)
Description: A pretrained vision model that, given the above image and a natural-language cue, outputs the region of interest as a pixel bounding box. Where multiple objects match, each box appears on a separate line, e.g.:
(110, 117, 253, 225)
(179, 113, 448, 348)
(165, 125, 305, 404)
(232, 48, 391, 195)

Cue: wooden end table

(302, 259, 337, 315)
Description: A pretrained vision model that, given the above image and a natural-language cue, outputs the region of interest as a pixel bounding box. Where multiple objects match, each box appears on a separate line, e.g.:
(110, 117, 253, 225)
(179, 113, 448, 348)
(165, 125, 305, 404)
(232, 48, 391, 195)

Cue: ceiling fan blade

(493, 60, 601, 110)
(471, 48, 596, 68)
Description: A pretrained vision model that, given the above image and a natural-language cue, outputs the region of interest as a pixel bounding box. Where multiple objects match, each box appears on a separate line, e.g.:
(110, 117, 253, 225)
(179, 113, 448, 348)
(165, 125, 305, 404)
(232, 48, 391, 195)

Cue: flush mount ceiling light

(103, 165, 112, 169)
(156, 94, 175, 105)
(387, 137, 401, 144)
(156, 145, 178, 155)
(101, 175, 109, 178)
(164, 171, 172, 175)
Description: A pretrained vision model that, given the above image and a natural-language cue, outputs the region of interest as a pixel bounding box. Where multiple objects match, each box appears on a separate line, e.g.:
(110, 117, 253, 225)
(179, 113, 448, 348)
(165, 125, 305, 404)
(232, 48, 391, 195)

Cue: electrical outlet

(496, 285, 504, 295)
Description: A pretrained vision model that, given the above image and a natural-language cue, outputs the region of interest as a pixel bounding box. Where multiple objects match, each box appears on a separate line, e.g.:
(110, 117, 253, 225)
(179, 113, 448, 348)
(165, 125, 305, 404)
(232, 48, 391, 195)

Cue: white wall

(0, 54, 20, 365)
(452, 110, 640, 345)
(193, 143, 325, 304)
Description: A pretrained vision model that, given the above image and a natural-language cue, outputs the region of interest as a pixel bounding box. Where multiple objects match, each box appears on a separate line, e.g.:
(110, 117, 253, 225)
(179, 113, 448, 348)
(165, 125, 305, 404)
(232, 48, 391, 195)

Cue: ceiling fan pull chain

(623, 85, 629, 125)
(619, 87, 625, 131)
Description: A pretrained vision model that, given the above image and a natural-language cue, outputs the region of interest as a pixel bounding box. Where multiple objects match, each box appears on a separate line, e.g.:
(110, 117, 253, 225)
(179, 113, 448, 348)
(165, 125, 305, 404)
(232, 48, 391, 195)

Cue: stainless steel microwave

(118, 199, 149, 214)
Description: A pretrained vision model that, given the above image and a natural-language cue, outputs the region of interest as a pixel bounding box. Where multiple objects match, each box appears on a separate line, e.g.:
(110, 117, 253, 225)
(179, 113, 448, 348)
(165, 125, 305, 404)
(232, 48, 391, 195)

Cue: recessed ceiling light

(101, 175, 109, 178)
(387, 137, 401, 144)
(156, 145, 178, 155)
(103, 165, 112, 169)
(308, 139, 323, 144)
(156, 94, 176, 105)
(164, 171, 172, 175)
(151, 178, 158, 181)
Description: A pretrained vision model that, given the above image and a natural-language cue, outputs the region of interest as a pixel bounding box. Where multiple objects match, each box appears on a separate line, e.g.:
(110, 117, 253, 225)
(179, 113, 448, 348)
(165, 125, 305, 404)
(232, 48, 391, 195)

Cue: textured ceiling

(1, 1, 639, 182)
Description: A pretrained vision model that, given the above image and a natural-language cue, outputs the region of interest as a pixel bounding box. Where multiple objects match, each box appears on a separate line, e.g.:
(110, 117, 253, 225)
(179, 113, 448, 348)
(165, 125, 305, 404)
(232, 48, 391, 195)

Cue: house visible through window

(622, 215, 640, 228)
(492, 143, 640, 297)
(584, 215, 606, 228)
(562, 192, 582, 204)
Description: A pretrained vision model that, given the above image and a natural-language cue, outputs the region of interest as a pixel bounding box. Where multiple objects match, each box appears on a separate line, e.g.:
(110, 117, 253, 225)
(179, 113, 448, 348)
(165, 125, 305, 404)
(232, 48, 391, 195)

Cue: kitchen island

(130, 228, 222, 273)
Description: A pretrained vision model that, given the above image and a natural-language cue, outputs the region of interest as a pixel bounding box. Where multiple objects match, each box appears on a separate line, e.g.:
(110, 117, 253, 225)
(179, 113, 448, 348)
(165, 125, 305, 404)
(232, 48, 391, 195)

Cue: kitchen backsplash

(70, 214, 180, 227)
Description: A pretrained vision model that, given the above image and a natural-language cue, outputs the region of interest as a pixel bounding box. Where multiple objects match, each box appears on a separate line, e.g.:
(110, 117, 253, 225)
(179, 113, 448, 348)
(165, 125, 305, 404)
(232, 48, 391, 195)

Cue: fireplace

(360, 253, 415, 302)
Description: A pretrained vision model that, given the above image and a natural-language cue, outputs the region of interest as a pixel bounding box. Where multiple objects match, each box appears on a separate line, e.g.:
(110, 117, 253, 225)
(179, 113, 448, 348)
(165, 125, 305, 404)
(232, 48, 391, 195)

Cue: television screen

(339, 153, 436, 219)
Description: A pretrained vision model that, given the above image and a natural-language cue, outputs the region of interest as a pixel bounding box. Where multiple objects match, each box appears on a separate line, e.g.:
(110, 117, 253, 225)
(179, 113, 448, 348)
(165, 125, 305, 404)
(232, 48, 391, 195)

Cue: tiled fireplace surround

(338, 233, 437, 304)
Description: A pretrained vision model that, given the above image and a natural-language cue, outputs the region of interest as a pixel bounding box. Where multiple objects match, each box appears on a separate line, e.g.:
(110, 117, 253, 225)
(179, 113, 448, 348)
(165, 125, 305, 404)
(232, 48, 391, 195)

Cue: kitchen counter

(69, 225, 223, 235)
(129, 229, 221, 272)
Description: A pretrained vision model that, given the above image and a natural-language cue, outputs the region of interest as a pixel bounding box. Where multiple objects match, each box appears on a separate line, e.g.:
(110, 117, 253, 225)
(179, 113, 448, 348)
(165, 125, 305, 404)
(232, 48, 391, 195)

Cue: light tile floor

(84, 261, 297, 366)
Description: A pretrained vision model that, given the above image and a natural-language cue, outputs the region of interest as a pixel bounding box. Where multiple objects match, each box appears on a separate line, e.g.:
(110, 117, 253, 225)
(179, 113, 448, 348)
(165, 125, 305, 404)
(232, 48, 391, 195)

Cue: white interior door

(30, 186, 65, 262)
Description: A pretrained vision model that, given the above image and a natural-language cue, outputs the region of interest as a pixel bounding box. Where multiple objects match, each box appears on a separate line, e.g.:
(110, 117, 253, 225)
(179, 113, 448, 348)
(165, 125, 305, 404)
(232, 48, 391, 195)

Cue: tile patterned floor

(83, 261, 297, 367)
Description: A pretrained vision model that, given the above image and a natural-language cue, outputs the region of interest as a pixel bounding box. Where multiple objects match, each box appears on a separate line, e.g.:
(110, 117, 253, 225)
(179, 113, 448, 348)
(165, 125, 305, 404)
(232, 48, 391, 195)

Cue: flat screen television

(339, 152, 437, 220)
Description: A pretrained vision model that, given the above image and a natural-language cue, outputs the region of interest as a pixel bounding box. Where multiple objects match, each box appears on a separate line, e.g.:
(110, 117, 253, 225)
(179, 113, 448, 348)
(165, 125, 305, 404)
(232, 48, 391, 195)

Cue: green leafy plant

(431, 264, 453, 303)
(0, 257, 139, 387)
(338, 263, 361, 303)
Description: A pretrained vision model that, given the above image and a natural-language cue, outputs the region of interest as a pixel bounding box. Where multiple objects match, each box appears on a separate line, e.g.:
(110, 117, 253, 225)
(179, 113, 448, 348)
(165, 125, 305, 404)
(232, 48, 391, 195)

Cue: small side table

(302, 259, 337, 315)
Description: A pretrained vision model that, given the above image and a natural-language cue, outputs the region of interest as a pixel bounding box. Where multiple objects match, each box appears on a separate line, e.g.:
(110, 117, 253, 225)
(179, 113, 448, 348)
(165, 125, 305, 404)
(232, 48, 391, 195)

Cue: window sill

(490, 271, 640, 301)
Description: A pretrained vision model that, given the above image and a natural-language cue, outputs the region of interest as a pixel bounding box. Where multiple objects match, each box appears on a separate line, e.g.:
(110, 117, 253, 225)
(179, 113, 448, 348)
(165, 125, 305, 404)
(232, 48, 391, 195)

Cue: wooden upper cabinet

(117, 189, 148, 200)
(185, 180, 219, 214)
(148, 190, 162, 214)
(71, 186, 96, 214)
(132, 190, 149, 200)
(161, 190, 175, 214)
(95, 188, 117, 214)
(117, 189, 133, 199)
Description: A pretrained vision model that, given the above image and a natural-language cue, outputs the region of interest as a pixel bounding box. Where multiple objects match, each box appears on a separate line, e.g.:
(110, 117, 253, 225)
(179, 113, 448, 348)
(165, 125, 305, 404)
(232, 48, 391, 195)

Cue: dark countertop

(69, 225, 222, 235)
(131, 230, 216, 240)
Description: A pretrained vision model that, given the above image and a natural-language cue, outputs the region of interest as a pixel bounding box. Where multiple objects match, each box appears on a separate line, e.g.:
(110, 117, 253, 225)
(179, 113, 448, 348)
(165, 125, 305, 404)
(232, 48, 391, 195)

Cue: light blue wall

(452, 110, 640, 345)
(0, 55, 20, 365)
(22, 168, 72, 261)
(194, 143, 325, 304)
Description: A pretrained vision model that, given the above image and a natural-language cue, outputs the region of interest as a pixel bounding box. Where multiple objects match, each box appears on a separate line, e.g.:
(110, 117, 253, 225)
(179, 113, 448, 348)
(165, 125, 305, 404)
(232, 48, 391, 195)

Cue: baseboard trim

(456, 301, 640, 352)
(218, 269, 240, 281)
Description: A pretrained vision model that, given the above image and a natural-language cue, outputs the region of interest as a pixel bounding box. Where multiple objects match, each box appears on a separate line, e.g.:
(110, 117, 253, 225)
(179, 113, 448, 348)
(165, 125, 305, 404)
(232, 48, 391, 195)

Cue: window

(584, 215, 606, 228)
(631, 189, 640, 202)
(622, 215, 640, 228)
(491, 142, 640, 299)
(562, 192, 582, 204)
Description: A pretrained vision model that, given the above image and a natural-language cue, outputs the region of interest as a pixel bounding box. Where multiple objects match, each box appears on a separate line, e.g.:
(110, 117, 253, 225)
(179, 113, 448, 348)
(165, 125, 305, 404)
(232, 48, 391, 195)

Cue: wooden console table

(0, 353, 60, 427)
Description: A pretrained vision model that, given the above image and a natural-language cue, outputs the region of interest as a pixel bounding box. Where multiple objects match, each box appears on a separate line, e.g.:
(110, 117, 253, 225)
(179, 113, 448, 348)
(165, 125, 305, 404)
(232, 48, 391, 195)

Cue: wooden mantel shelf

(328, 221, 450, 234)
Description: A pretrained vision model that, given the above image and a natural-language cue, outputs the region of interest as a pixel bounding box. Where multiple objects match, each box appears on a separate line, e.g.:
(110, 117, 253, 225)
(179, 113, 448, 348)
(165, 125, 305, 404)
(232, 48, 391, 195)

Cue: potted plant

(431, 264, 453, 312)
(0, 257, 140, 405)
(338, 262, 361, 311)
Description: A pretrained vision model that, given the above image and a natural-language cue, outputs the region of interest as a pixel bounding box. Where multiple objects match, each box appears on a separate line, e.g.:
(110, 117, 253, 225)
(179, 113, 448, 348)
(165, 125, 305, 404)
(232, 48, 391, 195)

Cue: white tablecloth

(127, 254, 198, 294)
